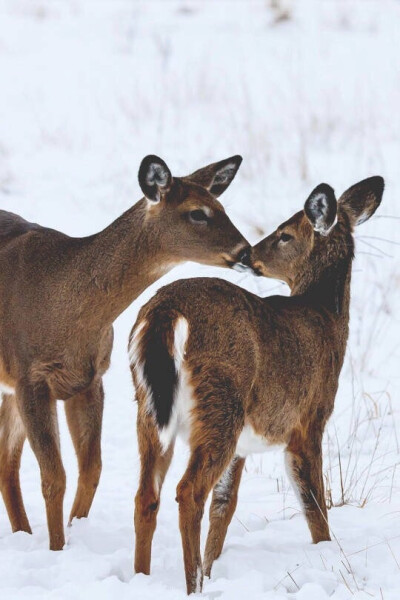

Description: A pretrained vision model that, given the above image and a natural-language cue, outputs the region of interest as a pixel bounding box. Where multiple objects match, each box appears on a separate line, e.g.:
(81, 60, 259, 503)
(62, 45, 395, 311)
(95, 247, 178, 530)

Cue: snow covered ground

(0, 0, 399, 598)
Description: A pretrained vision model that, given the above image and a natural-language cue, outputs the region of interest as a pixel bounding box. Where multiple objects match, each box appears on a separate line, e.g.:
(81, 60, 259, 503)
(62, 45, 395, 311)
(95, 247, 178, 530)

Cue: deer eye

(279, 232, 293, 243)
(189, 209, 209, 224)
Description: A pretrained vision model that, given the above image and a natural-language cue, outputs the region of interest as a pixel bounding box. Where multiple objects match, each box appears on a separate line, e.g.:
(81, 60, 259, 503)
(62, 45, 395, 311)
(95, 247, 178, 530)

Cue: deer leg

(0, 393, 31, 534)
(64, 377, 104, 525)
(16, 379, 66, 550)
(177, 371, 243, 594)
(203, 455, 245, 578)
(285, 429, 330, 543)
(177, 443, 239, 595)
(134, 413, 174, 576)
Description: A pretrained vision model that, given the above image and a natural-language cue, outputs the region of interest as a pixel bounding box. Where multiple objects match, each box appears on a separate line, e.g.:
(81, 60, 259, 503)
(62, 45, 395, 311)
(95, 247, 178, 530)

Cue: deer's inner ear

(183, 155, 242, 198)
(138, 155, 173, 203)
(338, 176, 384, 227)
(304, 183, 337, 236)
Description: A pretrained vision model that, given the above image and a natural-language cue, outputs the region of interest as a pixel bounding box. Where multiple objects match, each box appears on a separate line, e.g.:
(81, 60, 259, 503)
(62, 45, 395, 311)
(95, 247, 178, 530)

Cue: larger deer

(130, 176, 384, 594)
(0, 154, 251, 551)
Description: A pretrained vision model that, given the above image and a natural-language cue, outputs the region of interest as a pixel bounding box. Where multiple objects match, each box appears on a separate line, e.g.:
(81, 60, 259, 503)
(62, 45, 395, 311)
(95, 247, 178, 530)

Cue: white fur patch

(215, 460, 235, 494)
(284, 450, 305, 510)
(146, 197, 160, 206)
(236, 424, 284, 458)
(146, 162, 169, 187)
(321, 212, 338, 236)
(195, 566, 202, 593)
(0, 381, 15, 395)
(159, 317, 193, 453)
(130, 316, 194, 454)
(309, 192, 337, 236)
(355, 211, 369, 226)
(214, 162, 236, 184)
(154, 471, 162, 496)
(128, 321, 152, 411)
(0, 396, 25, 452)
(145, 163, 170, 204)
(213, 458, 238, 512)
(173, 317, 189, 371)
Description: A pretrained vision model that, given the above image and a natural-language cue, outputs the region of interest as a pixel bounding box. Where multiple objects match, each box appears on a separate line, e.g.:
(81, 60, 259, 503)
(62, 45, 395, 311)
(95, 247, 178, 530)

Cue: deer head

(138, 155, 251, 269)
(251, 176, 384, 291)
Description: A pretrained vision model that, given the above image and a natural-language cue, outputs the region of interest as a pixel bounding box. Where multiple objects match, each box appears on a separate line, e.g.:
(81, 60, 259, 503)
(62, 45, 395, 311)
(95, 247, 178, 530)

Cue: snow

(0, 0, 399, 598)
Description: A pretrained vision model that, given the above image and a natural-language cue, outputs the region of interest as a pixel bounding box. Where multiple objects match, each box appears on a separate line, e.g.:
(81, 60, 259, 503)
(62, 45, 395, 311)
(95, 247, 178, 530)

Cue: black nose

(237, 246, 251, 266)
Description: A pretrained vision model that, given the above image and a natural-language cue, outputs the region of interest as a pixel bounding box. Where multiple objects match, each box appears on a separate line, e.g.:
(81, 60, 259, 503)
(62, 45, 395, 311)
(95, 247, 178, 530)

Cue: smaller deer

(129, 176, 384, 594)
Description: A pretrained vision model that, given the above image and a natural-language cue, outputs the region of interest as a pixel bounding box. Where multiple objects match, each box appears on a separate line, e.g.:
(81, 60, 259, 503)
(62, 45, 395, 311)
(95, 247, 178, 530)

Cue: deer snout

(238, 246, 251, 265)
(231, 245, 255, 273)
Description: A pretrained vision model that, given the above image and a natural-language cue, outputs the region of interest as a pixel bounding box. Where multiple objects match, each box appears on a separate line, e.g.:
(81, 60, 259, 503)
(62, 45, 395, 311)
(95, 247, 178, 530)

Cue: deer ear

(183, 155, 243, 197)
(138, 155, 173, 203)
(338, 176, 384, 226)
(304, 183, 337, 236)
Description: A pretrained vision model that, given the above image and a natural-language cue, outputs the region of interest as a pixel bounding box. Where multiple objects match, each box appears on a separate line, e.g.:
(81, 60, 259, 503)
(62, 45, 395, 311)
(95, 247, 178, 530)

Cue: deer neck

(76, 199, 174, 326)
(291, 255, 353, 320)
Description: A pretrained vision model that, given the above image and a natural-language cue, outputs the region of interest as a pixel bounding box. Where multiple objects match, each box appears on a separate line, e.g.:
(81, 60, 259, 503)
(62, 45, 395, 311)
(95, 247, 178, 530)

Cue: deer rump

(129, 278, 330, 455)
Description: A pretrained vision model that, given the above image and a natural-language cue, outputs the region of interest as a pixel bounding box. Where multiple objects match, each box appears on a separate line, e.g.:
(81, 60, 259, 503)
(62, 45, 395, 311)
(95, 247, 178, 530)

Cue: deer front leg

(285, 428, 331, 543)
(134, 413, 174, 576)
(0, 393, 31, 534)
(64, 377, 104, 525)
(16, 379, 66, 550)
(203, 455, 245, 578)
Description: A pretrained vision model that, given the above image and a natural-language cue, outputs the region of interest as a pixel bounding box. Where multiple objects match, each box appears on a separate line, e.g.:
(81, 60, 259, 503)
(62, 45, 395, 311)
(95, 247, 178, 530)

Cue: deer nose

(237, 246, 251, 266)
(232, 246, 253, 273)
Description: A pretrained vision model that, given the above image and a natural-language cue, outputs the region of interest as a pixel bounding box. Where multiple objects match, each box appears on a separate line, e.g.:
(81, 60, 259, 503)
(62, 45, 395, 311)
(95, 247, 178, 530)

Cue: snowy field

(0, 0, 400, 598)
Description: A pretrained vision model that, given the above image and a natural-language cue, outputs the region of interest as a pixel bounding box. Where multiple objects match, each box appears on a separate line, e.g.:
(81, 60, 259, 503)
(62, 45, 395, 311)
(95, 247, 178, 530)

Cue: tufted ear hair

(138, 155, 173, 203)
(304, 183, 337, 236)
(183, 155, 243, 197)
(338, 176, 384, 227)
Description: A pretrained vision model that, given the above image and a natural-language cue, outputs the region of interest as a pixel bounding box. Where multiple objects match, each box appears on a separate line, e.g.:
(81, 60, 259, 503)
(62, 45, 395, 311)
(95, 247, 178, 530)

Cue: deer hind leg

(134, 411, 174, 576)
(177, 446, 238, 595)
(203, 455, 245, 578)
(285, 428, 331, 543)
(0, 393, 31, 534)
(64, 377, 104, 525)
(16, 379, 66, 550)
(177, 369, 244, 594)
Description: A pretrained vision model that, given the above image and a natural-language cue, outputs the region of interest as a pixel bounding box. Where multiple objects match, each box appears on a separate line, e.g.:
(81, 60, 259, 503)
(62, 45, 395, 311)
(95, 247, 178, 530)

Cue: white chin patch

(232, 263, 251, 273)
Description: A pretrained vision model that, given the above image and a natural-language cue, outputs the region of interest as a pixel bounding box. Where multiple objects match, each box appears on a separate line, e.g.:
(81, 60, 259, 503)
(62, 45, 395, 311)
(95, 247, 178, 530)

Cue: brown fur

(130, 176, 383, 594)
(0, 154, 250, 550)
